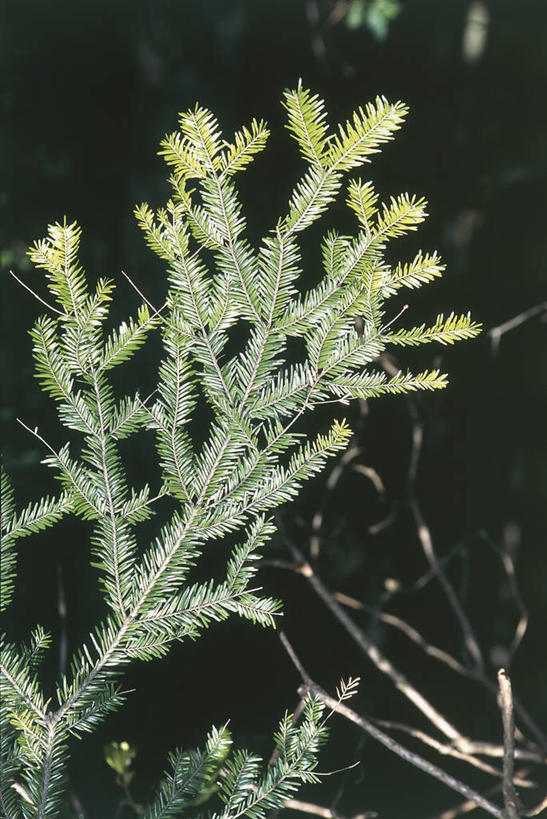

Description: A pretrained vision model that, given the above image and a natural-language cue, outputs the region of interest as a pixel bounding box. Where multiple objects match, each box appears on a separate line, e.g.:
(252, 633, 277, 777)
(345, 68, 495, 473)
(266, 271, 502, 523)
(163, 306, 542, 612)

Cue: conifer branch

(283, 81, 330, 168)
(218, 118, 270, 178)
(168, 231, 234, 405)
(0, 656, 47, 723)
(16, 419, 105, 518)
(89, 373, 131, 617)
(3, 84, 483, 817)
(3, 491, 72, 544)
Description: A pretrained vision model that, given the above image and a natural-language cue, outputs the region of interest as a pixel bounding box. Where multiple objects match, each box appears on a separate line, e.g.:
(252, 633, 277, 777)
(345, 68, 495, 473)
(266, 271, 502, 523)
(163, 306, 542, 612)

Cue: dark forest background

(2, 1, 546, 816)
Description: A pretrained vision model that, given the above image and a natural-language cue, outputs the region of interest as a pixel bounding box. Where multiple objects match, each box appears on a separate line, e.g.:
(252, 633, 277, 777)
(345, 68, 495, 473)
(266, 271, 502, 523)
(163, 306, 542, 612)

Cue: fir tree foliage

(0, 83, 480, 817)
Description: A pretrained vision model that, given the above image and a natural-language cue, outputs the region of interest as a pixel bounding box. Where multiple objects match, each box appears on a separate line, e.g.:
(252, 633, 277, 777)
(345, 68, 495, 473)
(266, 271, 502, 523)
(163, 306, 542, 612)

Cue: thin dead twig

(279, 633, 505, 819)
(121, 270, 169, 324)
(480, 530, 529, 668)
(489, 302, 547, 354)
(279, 631, 313, 687)
(410, 495, 485, 672)
(405, 394, 547, 753)
(283, 797, 377, 819)
(498, 669, 522, 818)
(333, 591, 469, 677)
(285, 537, 469, 746)
(308, 686, 505, 818)
(429, 765, 547, 819)
(10, 269, 66, 316)
(524, 795, 547, 817)
(404, 388, 485, 675)
(370, 717, 536, 786)
(278, 478, 545, 773)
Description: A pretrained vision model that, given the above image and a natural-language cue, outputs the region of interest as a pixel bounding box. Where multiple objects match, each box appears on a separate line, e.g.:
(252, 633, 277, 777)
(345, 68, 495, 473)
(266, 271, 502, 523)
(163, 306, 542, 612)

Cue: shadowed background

(2, 1, 546, 816)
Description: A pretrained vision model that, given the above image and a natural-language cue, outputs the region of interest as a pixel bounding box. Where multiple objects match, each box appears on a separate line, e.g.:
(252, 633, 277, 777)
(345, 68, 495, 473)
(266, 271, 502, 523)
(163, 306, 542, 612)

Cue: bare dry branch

(278, 632, 507, 819)
(370, 716, 536, 787)
(488, 302, 547, 354)
(410, 495, 485, 671)
(287, 541, 465, 743)
(498, 669, 522, 818)
(333, 591, 469, 676)
(308, 683, 506, 817)
(10, 269, 66, 316)
(279, 630, 313, 687)
(283, 797, 378, 819)
(524, 794, 547, 817)
(273, 346, 547, 818)
(404, 388, 485, 674)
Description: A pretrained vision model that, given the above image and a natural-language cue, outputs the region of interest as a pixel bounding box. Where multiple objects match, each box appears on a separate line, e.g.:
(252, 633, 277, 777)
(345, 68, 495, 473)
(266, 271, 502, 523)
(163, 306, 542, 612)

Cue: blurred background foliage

(2, 1, 547, 816)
